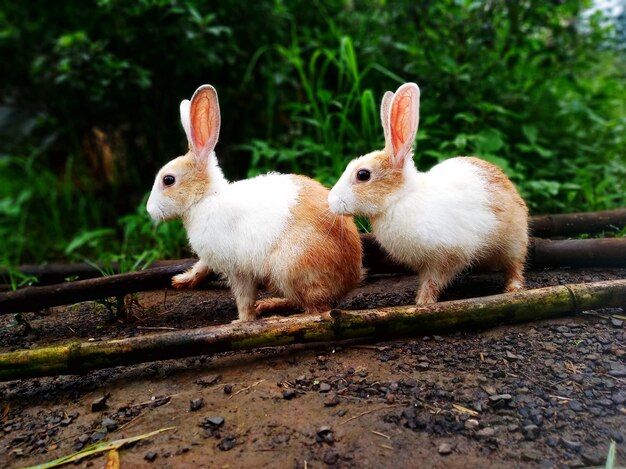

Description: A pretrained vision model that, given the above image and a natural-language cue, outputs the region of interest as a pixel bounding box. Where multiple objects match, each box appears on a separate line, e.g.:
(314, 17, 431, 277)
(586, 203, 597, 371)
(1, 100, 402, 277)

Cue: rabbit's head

(329, 83, 420, 217)
(147, 85, 226, 222)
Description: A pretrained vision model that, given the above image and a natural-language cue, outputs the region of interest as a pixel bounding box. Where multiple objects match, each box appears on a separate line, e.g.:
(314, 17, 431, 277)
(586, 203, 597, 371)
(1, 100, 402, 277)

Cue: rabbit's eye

(356, 169, 371, 182)
(163, 175, 176, 186)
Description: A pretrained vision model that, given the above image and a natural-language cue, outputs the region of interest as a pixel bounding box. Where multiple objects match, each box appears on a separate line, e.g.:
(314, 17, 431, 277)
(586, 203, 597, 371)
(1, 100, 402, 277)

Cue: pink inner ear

(390, 90, 416, 159)
(190, 94, 213, 152)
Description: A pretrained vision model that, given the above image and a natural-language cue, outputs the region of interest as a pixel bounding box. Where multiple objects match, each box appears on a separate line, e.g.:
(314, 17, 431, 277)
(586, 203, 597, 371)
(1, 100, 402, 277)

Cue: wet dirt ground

(1, 268, 625, 468)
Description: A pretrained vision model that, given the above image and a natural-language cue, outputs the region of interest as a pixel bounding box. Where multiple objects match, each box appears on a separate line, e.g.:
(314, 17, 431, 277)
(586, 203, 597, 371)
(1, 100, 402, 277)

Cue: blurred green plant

(0, 0, 624, 270)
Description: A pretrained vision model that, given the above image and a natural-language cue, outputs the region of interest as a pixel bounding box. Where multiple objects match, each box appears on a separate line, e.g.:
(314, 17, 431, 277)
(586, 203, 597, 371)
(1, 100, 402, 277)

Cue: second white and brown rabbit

(328, 82, 528, 304)
(147, 84, 362, 322)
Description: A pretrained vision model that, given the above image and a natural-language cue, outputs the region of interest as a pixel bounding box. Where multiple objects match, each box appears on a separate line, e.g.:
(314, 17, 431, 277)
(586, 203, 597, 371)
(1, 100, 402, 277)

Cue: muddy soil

(1, 268, 625, 469)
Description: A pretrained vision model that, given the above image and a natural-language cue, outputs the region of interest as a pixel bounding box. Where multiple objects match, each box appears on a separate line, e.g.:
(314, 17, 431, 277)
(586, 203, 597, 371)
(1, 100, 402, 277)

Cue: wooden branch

(1, 237, 625, 314)
(0, 261, 197, 315)
(0, 279, 623, 381)
(0, 259, 192, 287)
(531, 238, 626, 268)
(361, 235, 626, 275)
(529, 208, 626, 238)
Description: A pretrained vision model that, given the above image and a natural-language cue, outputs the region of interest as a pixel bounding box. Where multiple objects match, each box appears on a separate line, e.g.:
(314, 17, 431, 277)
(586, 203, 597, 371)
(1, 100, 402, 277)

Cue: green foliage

(0, 0, 625, 269)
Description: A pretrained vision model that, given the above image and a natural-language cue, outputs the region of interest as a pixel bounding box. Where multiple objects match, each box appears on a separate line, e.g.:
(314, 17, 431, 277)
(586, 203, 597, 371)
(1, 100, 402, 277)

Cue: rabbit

(328, 82, 528, 305)
(147, 84, 362, 322)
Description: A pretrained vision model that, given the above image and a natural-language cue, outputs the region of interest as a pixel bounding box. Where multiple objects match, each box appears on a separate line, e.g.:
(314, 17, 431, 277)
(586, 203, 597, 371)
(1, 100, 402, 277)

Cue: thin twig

(371, 430, 391, 440)
(548, 394, 573, 402)
(118, 413, 146, 432)
(127, 394, 176, 409)
(600, 373, 626, 385)
(228, 379, 266, 399)
(339, 405, 400, 426)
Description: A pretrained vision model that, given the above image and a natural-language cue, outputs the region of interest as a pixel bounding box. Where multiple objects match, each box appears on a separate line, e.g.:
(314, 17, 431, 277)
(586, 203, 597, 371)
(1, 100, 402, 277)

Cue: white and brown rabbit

(147, 84, 362, 322)
(328, 82, 528, 305)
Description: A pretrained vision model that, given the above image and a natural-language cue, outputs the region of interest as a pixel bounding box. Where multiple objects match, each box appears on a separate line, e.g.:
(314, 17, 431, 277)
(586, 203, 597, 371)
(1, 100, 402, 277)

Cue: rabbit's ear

(189, 85, 221, 165)
(388, 83, 420, 169)
(381, 91, 394, 152)
(180, 99, 192, 145)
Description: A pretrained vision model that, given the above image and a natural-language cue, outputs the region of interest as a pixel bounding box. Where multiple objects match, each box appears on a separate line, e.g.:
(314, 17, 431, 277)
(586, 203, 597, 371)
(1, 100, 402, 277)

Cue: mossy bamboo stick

(0, 279, 624, 381)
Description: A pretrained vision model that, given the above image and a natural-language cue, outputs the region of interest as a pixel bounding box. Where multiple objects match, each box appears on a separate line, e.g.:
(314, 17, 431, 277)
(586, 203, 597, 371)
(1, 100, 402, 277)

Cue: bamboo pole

(1, 237, 625, 314)
(529, 208, 626, 238)
(0, 279, 624, 382)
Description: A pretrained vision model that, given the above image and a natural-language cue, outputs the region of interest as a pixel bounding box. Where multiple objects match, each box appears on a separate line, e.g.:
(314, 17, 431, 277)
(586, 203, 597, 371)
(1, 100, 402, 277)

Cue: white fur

(184, 172, 300, 277)
(179, 99, 192, 143)
(330, 156, 497, 268)
(379, 158, 495, 266)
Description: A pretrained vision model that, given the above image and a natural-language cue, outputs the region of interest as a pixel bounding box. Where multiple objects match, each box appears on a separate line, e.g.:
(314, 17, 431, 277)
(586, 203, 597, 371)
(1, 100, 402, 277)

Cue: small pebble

(438, 442, 453, 455)
(323, 393, 340, 407)
(203, 416, 225, 428)
(282, 389, 296, 400)
(90, 432, 106, 443)
(218, 437, 236, 451)
(523, 424, 540, 441)
(317, 426, 334, 444)
(464, 419, 479, 430)
(189, 398, 204, 412)
(144, 451, 157, 462)
(101, 417, 118, 432)
(612, 391, 626, 405)
(319, 382, 331, 393)
(611, 317, 624, 328)
(582, 451, 604, 466)
(569, 400, 584, 412)
(223, 384, 233, 394)
(196, 374, 222, 387)
(560, 438, 582, 452)
(91, 395, 109, 412)
(475, 427, 495, 440)
(506, 351, 521, 360)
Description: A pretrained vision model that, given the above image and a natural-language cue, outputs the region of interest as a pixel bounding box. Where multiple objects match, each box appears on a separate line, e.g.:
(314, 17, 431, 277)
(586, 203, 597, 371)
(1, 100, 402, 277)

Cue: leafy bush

(1, 0, 624, 267)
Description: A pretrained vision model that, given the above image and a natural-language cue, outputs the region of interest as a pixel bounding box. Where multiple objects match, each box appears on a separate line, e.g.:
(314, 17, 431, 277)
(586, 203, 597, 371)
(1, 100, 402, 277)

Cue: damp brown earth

(1, 268, 625, 469)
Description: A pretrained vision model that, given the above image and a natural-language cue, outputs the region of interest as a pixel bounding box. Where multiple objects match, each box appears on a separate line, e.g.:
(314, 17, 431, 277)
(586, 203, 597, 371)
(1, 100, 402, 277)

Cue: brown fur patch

(163, 152, 210, 217)
(278, 176, 362, 312)
(352, 151, 404, 214)
(463, 156, 529, 288)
